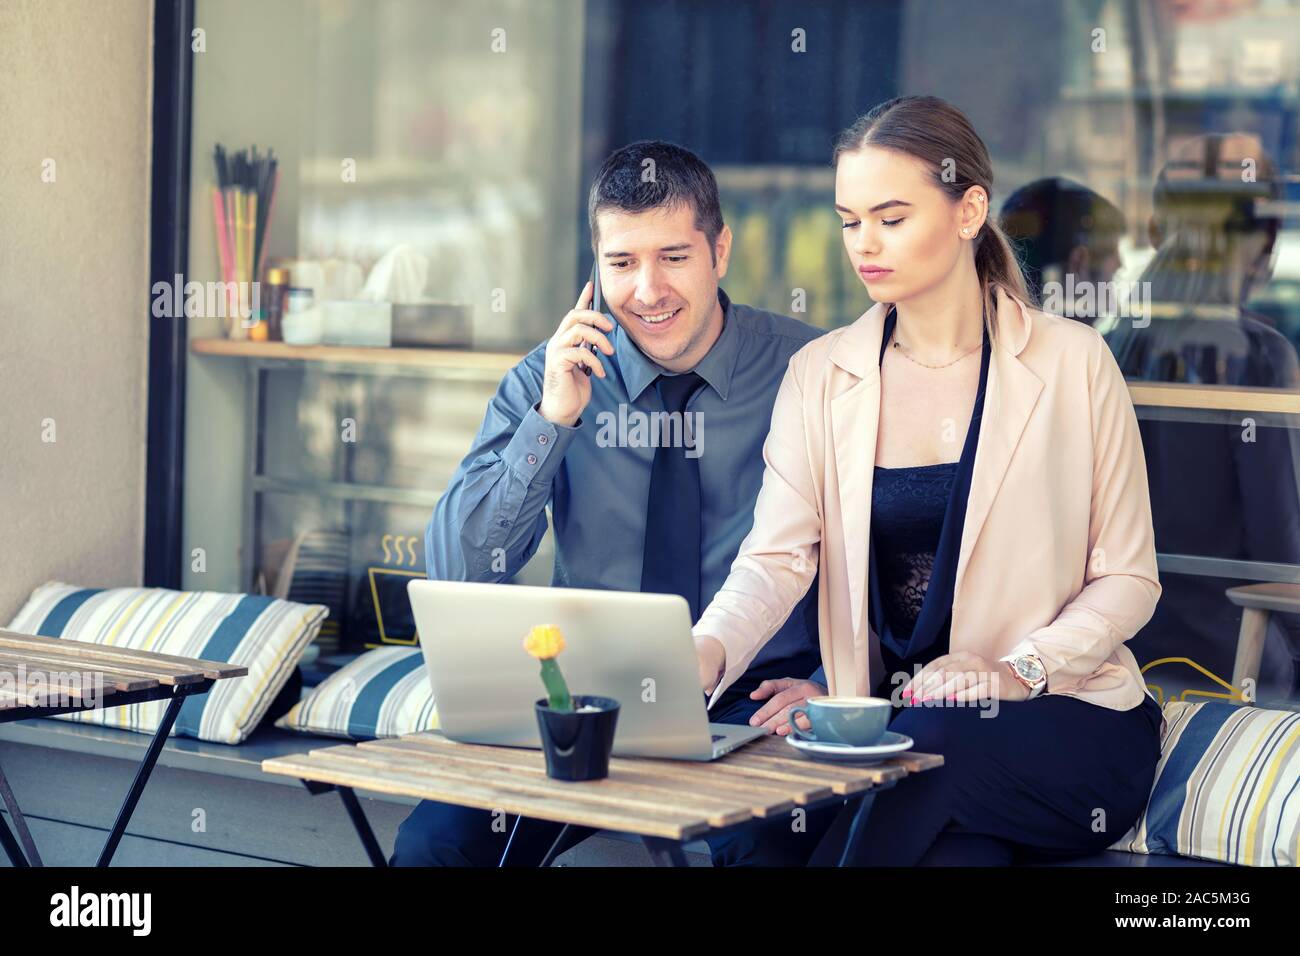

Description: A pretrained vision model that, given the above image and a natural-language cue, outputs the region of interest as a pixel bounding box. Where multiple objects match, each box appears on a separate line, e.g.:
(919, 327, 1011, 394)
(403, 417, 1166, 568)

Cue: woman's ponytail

(975, 218, 1034, 338)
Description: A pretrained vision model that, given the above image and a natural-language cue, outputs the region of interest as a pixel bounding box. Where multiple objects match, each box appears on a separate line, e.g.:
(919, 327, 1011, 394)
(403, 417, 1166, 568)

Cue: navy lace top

(868, 305, 992, 679)
(872, 461, 959, 642)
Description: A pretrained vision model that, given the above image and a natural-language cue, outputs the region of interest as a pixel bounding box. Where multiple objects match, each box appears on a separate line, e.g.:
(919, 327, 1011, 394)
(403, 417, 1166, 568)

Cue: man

(997, 176, 1126, 314)
(392, 141, 833, 867)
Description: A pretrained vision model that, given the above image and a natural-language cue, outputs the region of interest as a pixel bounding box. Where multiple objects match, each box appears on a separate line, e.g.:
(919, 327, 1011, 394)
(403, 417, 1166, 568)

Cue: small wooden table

(0, 629, 247, 867)
(262, 731, 943, 866)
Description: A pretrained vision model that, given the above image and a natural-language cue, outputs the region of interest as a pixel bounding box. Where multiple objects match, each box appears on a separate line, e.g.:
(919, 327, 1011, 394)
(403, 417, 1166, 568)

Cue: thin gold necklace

(889, 309, 985, 369)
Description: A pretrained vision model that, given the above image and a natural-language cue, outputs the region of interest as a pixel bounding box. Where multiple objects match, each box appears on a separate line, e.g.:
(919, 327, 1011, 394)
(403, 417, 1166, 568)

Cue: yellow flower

(524, 624, 565, 660)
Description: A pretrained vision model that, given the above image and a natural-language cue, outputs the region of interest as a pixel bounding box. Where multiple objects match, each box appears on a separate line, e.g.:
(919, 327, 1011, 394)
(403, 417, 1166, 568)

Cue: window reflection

(1104, 134, 1300, 706)
(295, 0, 583, 349)
(185, 0, 1300, 702)
(1107, 133, 1299, 386)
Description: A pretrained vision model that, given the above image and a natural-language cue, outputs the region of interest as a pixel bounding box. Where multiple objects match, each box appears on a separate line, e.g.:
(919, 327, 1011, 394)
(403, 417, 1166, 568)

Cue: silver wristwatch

(1006, 653, 1047, 699)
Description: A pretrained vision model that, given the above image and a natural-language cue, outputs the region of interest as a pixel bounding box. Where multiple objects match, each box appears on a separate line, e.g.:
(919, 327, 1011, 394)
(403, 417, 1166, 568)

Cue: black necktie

(640, 372, 704, 622)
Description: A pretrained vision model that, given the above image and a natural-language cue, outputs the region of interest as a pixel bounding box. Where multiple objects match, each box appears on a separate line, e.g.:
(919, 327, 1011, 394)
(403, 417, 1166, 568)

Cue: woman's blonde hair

(832, 95, 1032, 340)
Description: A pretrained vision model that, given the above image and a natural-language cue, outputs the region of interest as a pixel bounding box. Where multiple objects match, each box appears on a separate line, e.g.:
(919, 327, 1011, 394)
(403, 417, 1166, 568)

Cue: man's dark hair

(587, 141, 725, 261)
(999, 176, 1126, 303)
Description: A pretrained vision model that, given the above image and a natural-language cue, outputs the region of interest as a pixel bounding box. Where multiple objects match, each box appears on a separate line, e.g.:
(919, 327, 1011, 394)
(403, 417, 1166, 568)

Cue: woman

(692, 95, 1166, 866)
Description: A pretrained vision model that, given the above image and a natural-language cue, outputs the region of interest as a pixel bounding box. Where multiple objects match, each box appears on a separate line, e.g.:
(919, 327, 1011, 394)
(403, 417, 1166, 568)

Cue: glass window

(178, 0, 1300, 704)
(183, 0, 580, 665)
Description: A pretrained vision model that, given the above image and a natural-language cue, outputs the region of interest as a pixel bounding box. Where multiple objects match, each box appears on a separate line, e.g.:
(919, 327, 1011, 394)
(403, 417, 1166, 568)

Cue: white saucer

(785, 731, 914, 764)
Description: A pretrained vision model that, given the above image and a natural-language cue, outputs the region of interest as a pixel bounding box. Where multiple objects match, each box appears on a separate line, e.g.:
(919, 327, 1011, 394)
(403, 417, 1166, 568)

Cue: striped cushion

(277, 646, 437, 740)
(5, 582, 326, 745)
(1110, 701, 1300, 866)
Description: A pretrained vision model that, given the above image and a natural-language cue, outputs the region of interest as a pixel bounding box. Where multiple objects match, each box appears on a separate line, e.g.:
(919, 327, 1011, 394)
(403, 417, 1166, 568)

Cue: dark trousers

(390, 650, 835, 866)
(805, 686, 1165, 866)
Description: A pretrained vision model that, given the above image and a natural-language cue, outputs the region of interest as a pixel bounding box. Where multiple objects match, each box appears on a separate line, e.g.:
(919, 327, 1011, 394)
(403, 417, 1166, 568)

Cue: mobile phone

(581, 260, 604, 376)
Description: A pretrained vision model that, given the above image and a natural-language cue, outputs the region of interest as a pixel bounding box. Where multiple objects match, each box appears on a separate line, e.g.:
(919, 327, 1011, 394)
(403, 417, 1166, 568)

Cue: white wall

(0, 0, 154, 620)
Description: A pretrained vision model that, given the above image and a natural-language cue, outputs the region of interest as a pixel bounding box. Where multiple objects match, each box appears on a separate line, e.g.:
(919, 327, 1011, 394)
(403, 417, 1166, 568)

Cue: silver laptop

(407, 579, 764, 760)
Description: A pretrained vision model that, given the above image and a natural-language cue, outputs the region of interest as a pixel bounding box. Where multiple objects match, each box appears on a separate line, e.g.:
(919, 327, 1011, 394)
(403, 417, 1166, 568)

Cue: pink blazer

(696, 287, 1164, 725)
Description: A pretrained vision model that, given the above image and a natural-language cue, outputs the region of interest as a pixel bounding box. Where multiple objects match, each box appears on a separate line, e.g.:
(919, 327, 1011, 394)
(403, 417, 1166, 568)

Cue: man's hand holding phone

(537, 280, 615, 427)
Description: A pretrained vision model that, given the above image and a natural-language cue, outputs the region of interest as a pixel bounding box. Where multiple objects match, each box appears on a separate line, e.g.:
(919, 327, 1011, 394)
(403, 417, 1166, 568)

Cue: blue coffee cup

(787, 696, 892, 746)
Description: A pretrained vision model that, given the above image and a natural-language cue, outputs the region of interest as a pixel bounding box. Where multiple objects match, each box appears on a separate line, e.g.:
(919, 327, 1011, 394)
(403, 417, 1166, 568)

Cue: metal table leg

(642, 836, 689, 866)
(95, 685, 195, 867)
(0, 758, 42, 866)
(336, 786, 387, 867)
(0, 683, 207, 867)
(836, 781, 898, 867)
(0, 809, 29, 867)
(631, 784, 897, 869)
(299, 780, 388, 867)
(538, 824, 572, 868)
(837, 793, 874, 867)
(498, 815, 525, 867)
(500, 819, 587, 867)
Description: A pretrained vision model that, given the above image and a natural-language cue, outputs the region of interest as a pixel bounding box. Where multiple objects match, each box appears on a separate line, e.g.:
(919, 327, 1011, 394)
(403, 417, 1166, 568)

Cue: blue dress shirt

(425, 289, 826, 670)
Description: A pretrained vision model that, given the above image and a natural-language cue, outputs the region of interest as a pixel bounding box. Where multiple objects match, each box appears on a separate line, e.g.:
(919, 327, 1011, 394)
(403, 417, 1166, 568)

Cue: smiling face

(834, 145, 984, 303)
(595, 203, 732, 372)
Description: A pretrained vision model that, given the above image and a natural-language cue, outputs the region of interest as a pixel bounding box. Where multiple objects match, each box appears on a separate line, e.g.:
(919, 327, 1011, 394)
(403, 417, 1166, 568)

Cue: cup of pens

(212, 144, 280, 340)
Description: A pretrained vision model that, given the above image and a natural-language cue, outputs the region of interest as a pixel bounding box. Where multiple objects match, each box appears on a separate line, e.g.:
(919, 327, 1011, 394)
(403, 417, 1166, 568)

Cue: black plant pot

(534, 695, 620, 781)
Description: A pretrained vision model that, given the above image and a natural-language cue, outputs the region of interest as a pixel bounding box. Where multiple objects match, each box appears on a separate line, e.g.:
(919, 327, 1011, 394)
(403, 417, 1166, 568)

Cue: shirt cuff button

(537, 434, 548, 445)
(526, 453, 538, 465)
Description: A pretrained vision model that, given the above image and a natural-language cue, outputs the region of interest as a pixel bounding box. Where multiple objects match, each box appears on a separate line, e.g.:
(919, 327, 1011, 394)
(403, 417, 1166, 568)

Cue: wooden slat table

(263, 731, 943, 866)
(0, 629, 247, 867)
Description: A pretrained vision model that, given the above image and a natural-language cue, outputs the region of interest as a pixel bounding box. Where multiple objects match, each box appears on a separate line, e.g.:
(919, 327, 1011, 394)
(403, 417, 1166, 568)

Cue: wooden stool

(1225, 583, 1300, 703)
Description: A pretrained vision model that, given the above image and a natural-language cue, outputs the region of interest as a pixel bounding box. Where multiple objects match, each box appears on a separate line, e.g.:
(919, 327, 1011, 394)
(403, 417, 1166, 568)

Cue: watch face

(1017, 657, 1045, 681)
